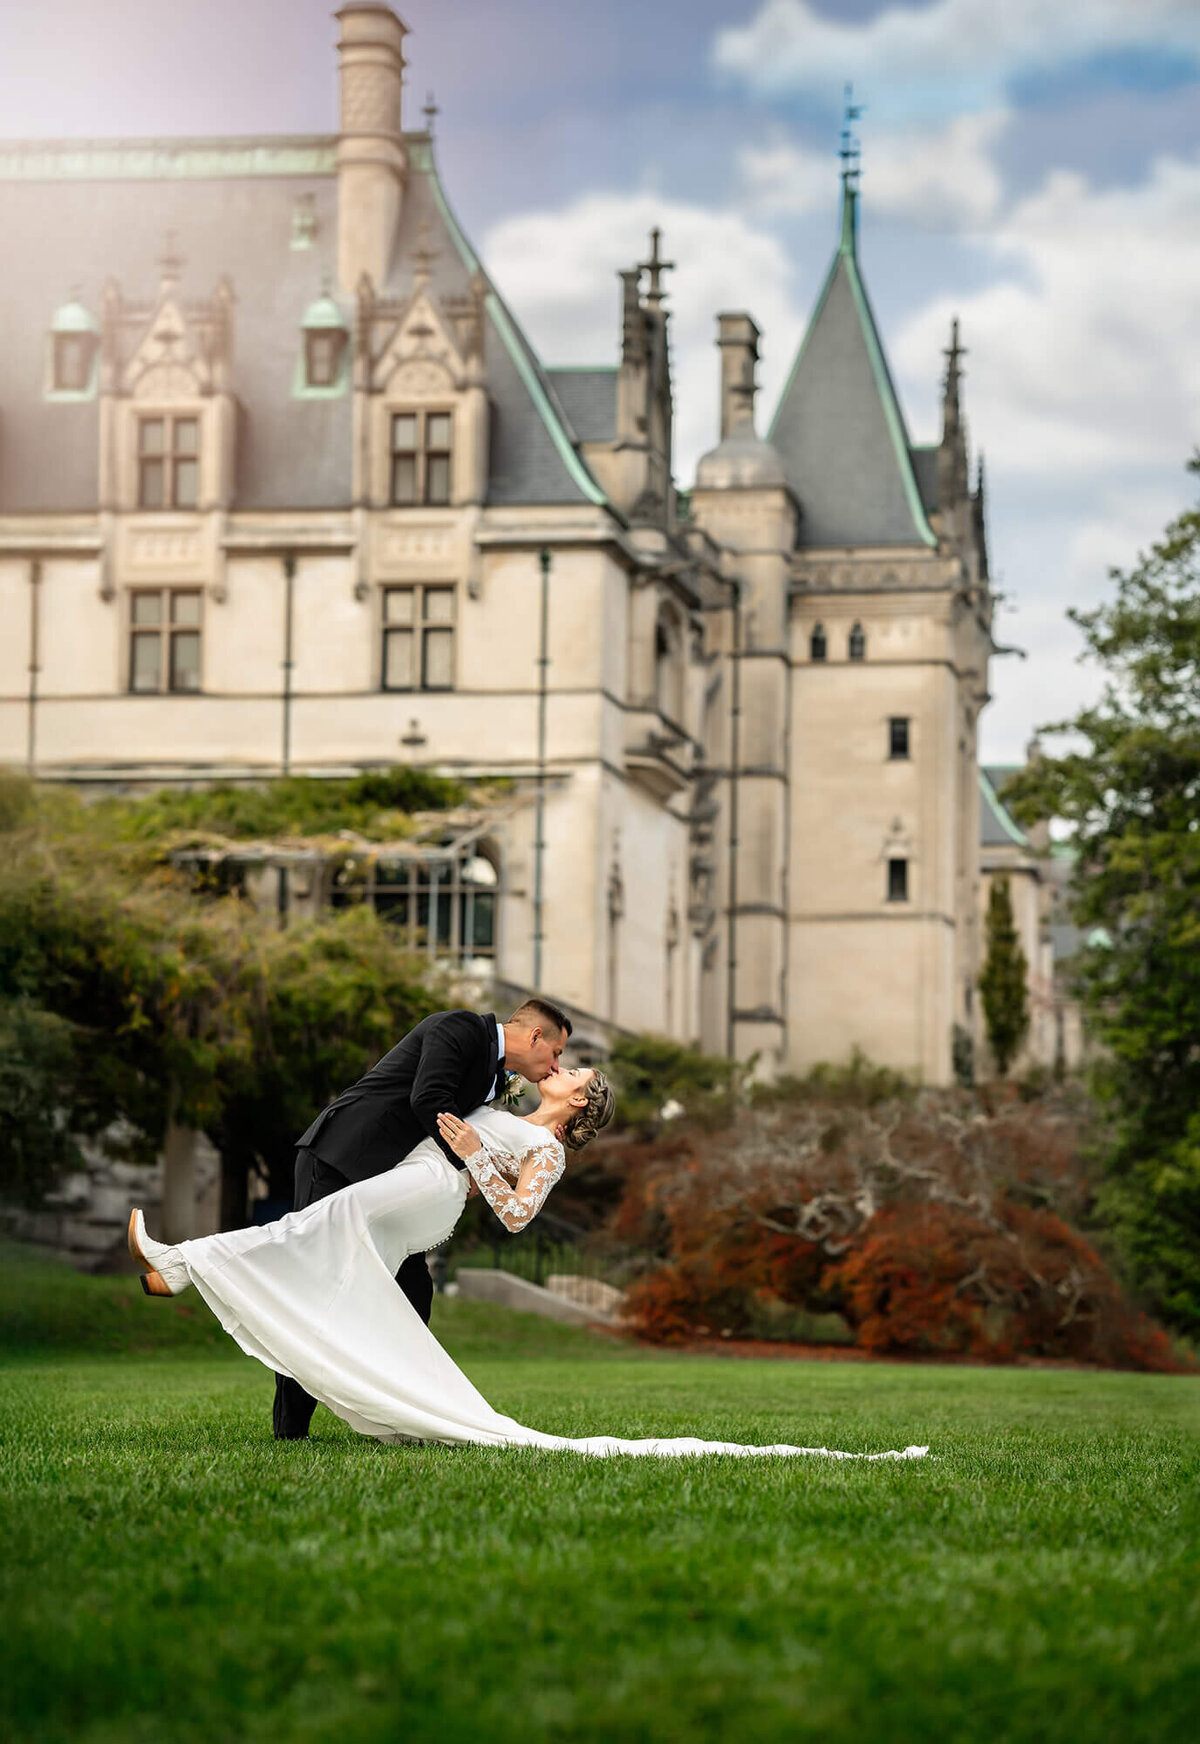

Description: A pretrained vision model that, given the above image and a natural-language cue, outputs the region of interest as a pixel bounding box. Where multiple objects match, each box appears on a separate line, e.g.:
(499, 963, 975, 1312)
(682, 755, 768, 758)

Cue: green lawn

(1, 1247, 1198, 1743)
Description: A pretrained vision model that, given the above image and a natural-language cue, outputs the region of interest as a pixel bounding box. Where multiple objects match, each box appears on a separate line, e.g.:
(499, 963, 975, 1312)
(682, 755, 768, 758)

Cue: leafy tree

(1003, 456, 1200, 1335)
(605, 1033, 739, 1132)
(0, 777, 441, 1219)
(0, 1002, 84, 1206)
(979, 876, 1029, 1076)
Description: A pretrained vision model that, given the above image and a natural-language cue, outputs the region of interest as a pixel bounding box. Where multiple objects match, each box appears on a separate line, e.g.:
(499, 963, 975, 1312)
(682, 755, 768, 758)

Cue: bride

(129, 1066, 927, 1462)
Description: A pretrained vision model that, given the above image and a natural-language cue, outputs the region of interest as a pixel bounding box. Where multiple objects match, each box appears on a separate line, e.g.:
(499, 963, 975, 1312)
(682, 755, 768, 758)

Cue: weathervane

(423, 90, 439, 134)
(839, 82, 864, 190)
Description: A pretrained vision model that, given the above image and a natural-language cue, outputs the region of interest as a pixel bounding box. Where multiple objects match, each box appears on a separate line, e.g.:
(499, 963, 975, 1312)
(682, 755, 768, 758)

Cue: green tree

(979, 876, 1030, 1076)
(605, 1033, 739, 1132)
(0, 776, 440, 1218)
(1003, 455, 1200, 1335)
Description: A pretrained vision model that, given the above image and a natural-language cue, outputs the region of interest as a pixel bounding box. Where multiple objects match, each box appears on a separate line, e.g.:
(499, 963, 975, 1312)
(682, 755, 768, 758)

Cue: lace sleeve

(464, 1128, 565, 1234)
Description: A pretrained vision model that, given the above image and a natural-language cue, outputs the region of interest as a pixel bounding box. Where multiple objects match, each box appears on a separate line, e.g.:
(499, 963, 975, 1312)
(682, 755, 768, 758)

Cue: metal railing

(431, 1205, 636, 1294)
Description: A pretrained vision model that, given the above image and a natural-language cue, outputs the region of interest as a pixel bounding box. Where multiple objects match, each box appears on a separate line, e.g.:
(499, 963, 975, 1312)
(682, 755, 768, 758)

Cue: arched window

(848, 621, 866, 661)
(809, 623, 827, 662)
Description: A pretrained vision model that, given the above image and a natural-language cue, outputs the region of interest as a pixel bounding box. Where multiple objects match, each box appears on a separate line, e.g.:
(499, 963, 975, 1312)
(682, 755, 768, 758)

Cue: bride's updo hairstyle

(563, 1071, 616, 1152)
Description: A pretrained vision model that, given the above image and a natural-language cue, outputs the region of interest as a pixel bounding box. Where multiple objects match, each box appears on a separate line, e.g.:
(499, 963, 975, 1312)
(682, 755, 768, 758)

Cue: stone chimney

(716, 312, 760, 439)
(336, 3, 408, 295)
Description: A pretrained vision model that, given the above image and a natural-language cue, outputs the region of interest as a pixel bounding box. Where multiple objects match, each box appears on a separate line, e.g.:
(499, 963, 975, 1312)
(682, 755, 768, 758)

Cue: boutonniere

(499, 1070, 525, 1110)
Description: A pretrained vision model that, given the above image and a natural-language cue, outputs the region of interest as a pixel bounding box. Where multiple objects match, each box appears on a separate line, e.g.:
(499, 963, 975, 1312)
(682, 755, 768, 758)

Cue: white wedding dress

(173, 1107, 927, 1461)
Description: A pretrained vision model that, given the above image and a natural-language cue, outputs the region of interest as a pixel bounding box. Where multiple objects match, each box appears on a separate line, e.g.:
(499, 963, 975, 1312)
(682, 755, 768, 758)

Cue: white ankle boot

(127, 1208, 192, 1296)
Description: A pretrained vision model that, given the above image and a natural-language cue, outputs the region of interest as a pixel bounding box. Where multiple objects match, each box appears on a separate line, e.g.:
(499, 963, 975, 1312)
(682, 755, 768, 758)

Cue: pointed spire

(838, 83, 864, 256)
(938, 317, 970, 512)
(942, 316, 964, 438)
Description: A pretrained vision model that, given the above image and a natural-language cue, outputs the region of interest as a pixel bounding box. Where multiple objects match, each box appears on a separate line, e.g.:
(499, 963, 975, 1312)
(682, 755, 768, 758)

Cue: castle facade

(0, 2, 1009, 1085)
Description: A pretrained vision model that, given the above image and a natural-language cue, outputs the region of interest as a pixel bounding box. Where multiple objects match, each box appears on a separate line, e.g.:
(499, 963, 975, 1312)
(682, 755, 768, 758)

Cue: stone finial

(639, 227, 675, 314)
(157, 231, 184, 298)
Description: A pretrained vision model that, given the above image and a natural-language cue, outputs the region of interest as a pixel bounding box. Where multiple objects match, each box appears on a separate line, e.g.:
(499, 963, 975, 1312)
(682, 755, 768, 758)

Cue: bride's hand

(437, 1112, 482, 1160)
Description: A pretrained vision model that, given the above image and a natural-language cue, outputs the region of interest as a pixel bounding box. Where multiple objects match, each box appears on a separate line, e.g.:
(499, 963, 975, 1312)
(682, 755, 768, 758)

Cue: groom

(273, 997, 571, 1440)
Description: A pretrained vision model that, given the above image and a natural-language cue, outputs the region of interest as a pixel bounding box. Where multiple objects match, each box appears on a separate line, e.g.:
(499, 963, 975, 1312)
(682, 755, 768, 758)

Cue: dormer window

(295, 291, 349, 398)
(55, 333, 91, 392)
(810, 623, 827, 662)
(390, 410, 453, 506)
(46, 297, 99, 400)
(138, 416, 199, 509)
(305, 329, 343, 387)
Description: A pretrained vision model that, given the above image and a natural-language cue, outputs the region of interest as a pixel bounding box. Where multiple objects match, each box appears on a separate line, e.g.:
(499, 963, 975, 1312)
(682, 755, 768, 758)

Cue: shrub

(616, 1090, 1187, 1372)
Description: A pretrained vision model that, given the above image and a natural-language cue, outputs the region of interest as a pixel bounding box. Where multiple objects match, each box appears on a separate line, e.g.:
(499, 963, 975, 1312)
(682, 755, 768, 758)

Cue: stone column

(160, 1114, 198, 1245)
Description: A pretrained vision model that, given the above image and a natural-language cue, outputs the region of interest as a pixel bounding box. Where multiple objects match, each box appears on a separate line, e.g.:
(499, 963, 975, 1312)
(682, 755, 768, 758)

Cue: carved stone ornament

(390, 356, 455, 397)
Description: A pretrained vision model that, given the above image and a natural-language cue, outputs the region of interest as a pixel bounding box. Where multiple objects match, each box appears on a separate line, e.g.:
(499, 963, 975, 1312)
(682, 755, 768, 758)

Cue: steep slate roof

(909, 444, 940, 517)
(0, 133, 610, 514)
(545, 368, 618, 443)
(979, 768, 1029, 849)
(0, 142, 349, 512)
(412, 140, 610, 509)
(769, 184, 936, 550)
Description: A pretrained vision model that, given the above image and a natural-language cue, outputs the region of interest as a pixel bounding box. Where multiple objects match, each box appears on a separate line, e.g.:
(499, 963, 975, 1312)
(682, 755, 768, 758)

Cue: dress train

(173, 1114, 928, 1462)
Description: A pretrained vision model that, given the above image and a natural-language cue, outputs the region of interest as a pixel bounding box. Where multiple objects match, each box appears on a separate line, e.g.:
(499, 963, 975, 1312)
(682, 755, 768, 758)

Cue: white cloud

(483, 191, 811, 479)
(715, 0, 1200, 119)
(741, 108, 1010, 229)
(893, 152, 1200, 476)
(481, 151, 1200, 764)
(887, 152, 1200, 758)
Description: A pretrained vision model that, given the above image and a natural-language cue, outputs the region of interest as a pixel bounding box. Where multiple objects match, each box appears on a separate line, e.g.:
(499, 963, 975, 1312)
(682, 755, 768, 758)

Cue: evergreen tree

(979, 876, 1029, 1076)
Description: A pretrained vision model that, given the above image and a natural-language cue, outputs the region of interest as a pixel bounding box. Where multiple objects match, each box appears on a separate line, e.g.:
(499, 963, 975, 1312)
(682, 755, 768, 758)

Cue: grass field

(2, 1246, 1198, 1743)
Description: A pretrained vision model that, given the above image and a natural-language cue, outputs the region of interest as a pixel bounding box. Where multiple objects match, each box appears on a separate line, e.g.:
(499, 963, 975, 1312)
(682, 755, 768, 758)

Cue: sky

(1, 0, 1198, 762)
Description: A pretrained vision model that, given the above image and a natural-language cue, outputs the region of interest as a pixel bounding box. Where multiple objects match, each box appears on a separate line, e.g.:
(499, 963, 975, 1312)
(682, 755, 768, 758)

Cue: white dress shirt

(486, 1019, 505, 1102)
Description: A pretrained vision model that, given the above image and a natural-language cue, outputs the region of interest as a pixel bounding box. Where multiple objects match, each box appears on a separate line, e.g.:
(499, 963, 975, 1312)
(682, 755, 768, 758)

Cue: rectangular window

(128, 588, 203, 693)
(389, 409, 454, 507)
(138, 415, 200, 509)
(305, 331, 343, 388)
(382, 584, 456, 691)
(889, 717, 910, 759)
(887, 857, 909, 903)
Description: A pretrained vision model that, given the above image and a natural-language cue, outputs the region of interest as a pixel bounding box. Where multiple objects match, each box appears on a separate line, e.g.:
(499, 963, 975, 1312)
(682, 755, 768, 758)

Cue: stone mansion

(0, 2, 1061, 1086)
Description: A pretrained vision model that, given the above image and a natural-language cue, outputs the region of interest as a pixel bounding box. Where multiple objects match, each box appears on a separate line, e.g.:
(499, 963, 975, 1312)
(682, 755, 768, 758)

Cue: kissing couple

(130, 997, 927, 1462)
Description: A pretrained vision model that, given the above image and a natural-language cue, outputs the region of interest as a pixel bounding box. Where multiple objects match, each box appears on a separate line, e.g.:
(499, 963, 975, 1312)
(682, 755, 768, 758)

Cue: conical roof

(769, 182, 935, 549)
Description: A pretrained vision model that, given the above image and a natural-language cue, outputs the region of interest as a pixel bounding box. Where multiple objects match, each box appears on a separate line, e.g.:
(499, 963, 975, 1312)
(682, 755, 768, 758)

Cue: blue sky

(2, 0, 1198, 760)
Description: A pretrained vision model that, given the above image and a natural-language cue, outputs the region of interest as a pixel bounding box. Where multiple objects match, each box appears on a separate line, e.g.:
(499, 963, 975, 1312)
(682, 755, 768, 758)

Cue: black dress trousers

(271, 1146, 435, 1441)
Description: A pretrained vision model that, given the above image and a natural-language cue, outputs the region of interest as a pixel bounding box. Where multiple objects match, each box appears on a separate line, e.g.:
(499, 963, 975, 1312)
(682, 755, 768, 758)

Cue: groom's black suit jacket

(295, 1008, 500, 1183)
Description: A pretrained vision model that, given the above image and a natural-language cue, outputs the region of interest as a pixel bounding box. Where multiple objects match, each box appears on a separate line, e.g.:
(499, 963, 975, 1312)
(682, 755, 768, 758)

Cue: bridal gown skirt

(177, 1145, 927, 1462)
